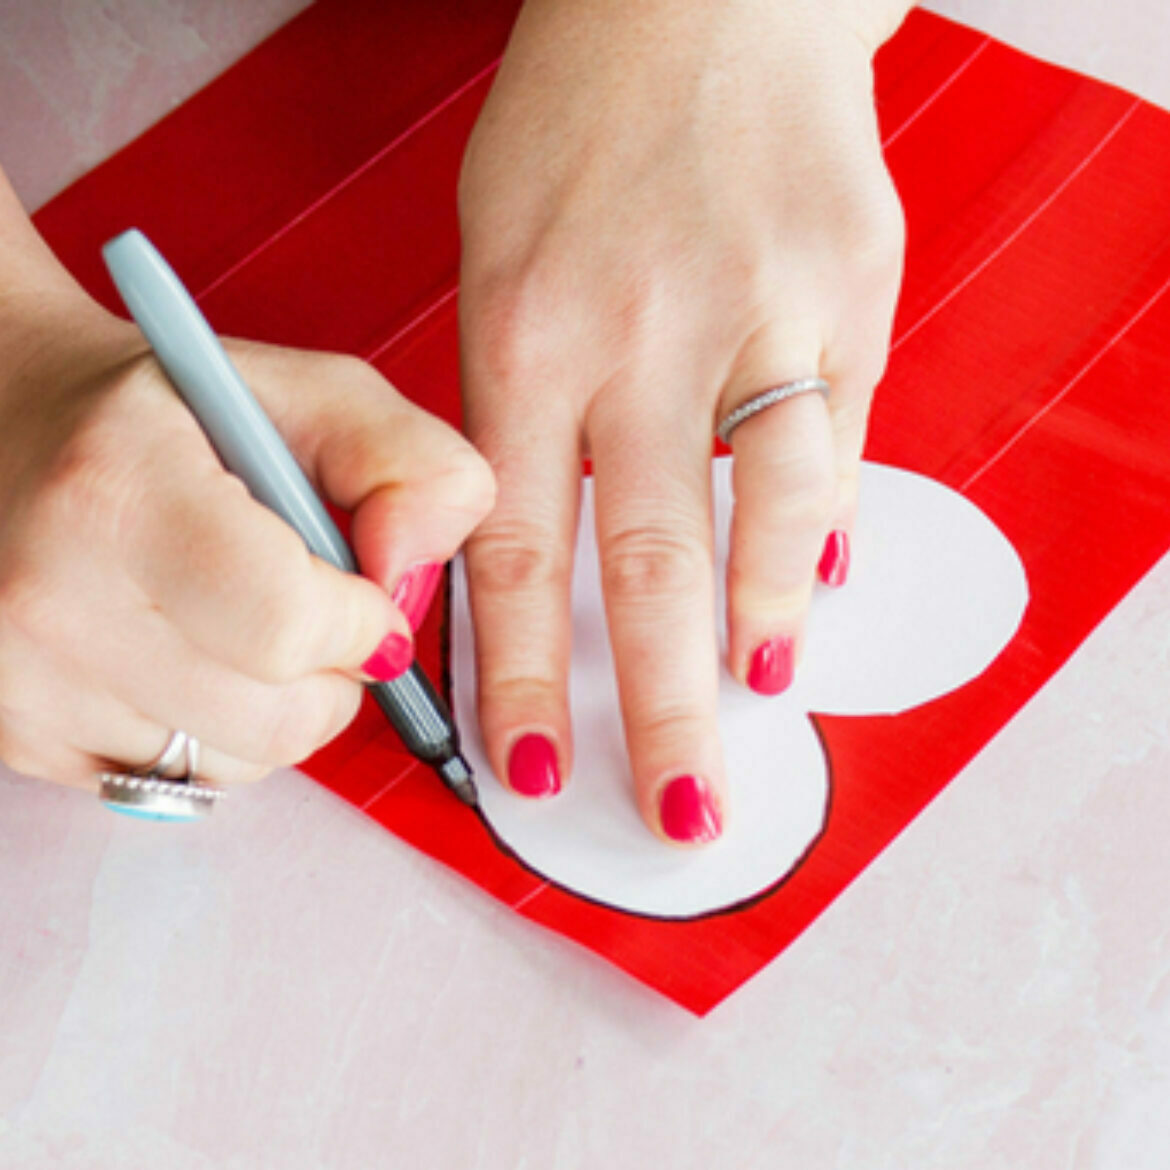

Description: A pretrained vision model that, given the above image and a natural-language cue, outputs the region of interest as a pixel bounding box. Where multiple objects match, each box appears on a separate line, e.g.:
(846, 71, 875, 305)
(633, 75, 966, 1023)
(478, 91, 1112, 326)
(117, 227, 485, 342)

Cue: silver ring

(99, 730, 220, 821)
(185, 735, 201, 781)
(135, 729, 188, 777)
(716, 377, 831, 445)
(98, 772, 223, 821)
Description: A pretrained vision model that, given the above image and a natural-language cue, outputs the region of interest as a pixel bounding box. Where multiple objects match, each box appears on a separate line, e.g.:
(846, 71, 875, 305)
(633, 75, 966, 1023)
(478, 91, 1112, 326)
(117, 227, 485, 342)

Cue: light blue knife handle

(102, 230, 355, 573)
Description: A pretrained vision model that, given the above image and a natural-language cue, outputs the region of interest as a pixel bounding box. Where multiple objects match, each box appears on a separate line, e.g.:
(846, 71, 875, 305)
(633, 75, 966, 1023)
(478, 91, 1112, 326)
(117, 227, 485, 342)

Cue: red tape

(35, 3, 1170, 1014)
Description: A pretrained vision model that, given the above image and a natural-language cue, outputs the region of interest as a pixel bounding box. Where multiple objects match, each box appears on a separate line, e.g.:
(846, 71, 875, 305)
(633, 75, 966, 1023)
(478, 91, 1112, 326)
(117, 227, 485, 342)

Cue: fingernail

(391, 561, 443, 631)
(362, 632, 413, 681)
(818, 530, 850, 587)
(659, 775, 722, 844)
(747, 636, 796, 696)
(507, 733, 561, 798)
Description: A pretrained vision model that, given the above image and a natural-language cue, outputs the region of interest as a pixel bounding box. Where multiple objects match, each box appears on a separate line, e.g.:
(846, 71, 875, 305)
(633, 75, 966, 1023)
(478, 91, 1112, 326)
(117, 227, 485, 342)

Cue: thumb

(232, 343, 496, 606)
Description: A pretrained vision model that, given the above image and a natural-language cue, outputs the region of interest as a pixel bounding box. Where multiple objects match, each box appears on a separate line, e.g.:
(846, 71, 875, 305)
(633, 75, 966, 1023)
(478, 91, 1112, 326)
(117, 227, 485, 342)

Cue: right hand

(0, 307, 495, 791)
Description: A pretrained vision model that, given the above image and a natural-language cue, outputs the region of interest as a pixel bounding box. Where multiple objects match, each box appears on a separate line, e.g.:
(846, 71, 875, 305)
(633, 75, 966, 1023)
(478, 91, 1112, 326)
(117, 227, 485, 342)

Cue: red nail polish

(659, 775, 722, 844)
(818, 530, 850, 588)
(747, 636, 795, 696)
(391, 561, 443, 631)
(507, 734, 561, 798)
(362, 632, 413, 681)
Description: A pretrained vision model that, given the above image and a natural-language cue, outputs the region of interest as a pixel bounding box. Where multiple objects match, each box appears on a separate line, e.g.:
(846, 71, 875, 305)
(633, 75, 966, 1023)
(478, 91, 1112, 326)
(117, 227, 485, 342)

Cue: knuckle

(253, 701, 314, 766)
(280, 351, 380, 417)
(746, 454, 837, 533)
(258, 683, 360, 765)
(0, 748, 39, 780)
(49, 755, 94, 788)
(0, 727, 21, 773)
(843, 184, 906, 283)
(830, 396, 872, 443)
(39, 427, 135, 546)
(729, 564, 814, 618)
(299, 349, 372, 387)
(435, 442, 498, 520)
(465, 270, 567, 391)
(245, 575, 318, 684)
(479, 671, 563, 713)
(469, 523, 569, 596)
(0, 732, 49, 782)
(833, 464, 863, 508)
(0, 570, 56, 643)
(228, 762, 271, 786)
(851, 342, 895, 396)
(40, 367, 163, 535)
(323, 353, 387, 404)
(250, 626, 310, 687)
(627, 703, 710, 754)
(766, 478, 836, 534)
(323, 683, 364, 742)
(325, 352, 375, 385)
(602, 526, 709, 605)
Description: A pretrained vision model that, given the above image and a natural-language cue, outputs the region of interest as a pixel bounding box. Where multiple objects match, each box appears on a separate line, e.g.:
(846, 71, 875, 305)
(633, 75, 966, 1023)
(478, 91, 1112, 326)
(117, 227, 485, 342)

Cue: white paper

(450, 460, 1028, 919)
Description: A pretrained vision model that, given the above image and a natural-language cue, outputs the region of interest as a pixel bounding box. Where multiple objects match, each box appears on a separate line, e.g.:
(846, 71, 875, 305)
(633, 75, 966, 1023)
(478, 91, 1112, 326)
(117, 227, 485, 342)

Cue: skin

(460, 0, 914, 841)
(0, 0, 911, 840)
(0, 168, 495, 790)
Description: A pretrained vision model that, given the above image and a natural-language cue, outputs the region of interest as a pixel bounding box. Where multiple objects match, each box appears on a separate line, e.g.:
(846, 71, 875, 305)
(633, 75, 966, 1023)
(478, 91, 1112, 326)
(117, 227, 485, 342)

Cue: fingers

(97, 679, 354, 788)
(816, 393, 867, 590)
(722, 325, 890, 695)
(126, 345, 498, 685)
(0, 616, 346, 790)
(9, 592, 366, 774)
(90, 720, 272, 790)
(816, 313, 897, 590)
(589, 393, 725, 845)
(726, 387, 836, 693)
(816, 186, 904, 589)
(0, 342, 495, 791)
(461, 387, 581, 801)
(129, 456, 411, 685)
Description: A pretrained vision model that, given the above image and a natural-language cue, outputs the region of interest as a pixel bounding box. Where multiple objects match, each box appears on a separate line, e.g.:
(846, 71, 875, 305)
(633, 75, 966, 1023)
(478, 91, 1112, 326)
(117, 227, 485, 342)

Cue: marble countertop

(1, 3, 1168, 1167)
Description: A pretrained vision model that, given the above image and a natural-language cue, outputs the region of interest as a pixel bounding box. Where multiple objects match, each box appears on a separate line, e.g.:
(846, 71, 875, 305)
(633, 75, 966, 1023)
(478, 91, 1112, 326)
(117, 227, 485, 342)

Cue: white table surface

(2, 4, 1169, 1167)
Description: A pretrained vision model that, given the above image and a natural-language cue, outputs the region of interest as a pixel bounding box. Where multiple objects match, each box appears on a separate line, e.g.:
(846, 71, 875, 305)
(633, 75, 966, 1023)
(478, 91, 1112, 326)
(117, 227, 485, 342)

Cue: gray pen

(102, 229, 477, 806)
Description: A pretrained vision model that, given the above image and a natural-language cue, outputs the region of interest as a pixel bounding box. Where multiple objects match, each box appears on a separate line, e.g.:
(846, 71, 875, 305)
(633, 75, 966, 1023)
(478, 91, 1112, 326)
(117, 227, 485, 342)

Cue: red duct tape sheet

(34, 2, 1170, 1014)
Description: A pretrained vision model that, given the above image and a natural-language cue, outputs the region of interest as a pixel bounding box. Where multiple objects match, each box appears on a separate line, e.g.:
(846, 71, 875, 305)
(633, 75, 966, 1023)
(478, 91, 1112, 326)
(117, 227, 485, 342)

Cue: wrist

(515, 0, 913, 53)
(0, 164, 133, 401)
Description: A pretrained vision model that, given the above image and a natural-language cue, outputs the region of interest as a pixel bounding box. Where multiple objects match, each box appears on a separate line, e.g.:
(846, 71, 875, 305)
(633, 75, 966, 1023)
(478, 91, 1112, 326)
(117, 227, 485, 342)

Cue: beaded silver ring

(716, 377, 831, 445)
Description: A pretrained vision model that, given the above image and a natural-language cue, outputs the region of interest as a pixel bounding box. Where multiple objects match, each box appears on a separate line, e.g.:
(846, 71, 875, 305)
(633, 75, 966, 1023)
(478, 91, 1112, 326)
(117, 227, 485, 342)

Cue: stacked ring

(98, 730, 221, 822)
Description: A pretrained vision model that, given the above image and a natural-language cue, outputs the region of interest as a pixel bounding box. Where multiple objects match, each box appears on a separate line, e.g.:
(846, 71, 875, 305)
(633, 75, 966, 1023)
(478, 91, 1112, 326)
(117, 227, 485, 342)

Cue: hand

(0, 301, 494, 790)
(458, 0, 906, 842)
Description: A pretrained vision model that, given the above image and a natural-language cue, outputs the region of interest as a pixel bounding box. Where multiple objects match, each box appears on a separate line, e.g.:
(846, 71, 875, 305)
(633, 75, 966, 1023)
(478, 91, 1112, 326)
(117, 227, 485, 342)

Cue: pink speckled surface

(1, 3, 1169, 1167)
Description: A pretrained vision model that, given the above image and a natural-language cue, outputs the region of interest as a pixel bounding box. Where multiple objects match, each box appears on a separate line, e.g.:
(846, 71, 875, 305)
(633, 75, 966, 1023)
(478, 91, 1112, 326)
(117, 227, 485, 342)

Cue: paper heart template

(453, 460, 1029, 919)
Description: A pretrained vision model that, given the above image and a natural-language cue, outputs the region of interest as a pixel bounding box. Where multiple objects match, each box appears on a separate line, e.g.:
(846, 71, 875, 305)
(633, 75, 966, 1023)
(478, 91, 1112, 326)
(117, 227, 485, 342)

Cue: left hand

(458, 0, 906, 843)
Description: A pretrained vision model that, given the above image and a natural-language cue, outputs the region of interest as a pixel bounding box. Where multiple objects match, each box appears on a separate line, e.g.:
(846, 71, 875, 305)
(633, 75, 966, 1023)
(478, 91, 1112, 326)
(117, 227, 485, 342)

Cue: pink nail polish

(362, 632, 413, 681)
(818, 530, 850, 588)
(659, 775, 722, 844)
(391, 561, 443, 631)
(747, 636, 795, 696)
(507, 734, 561, 798)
